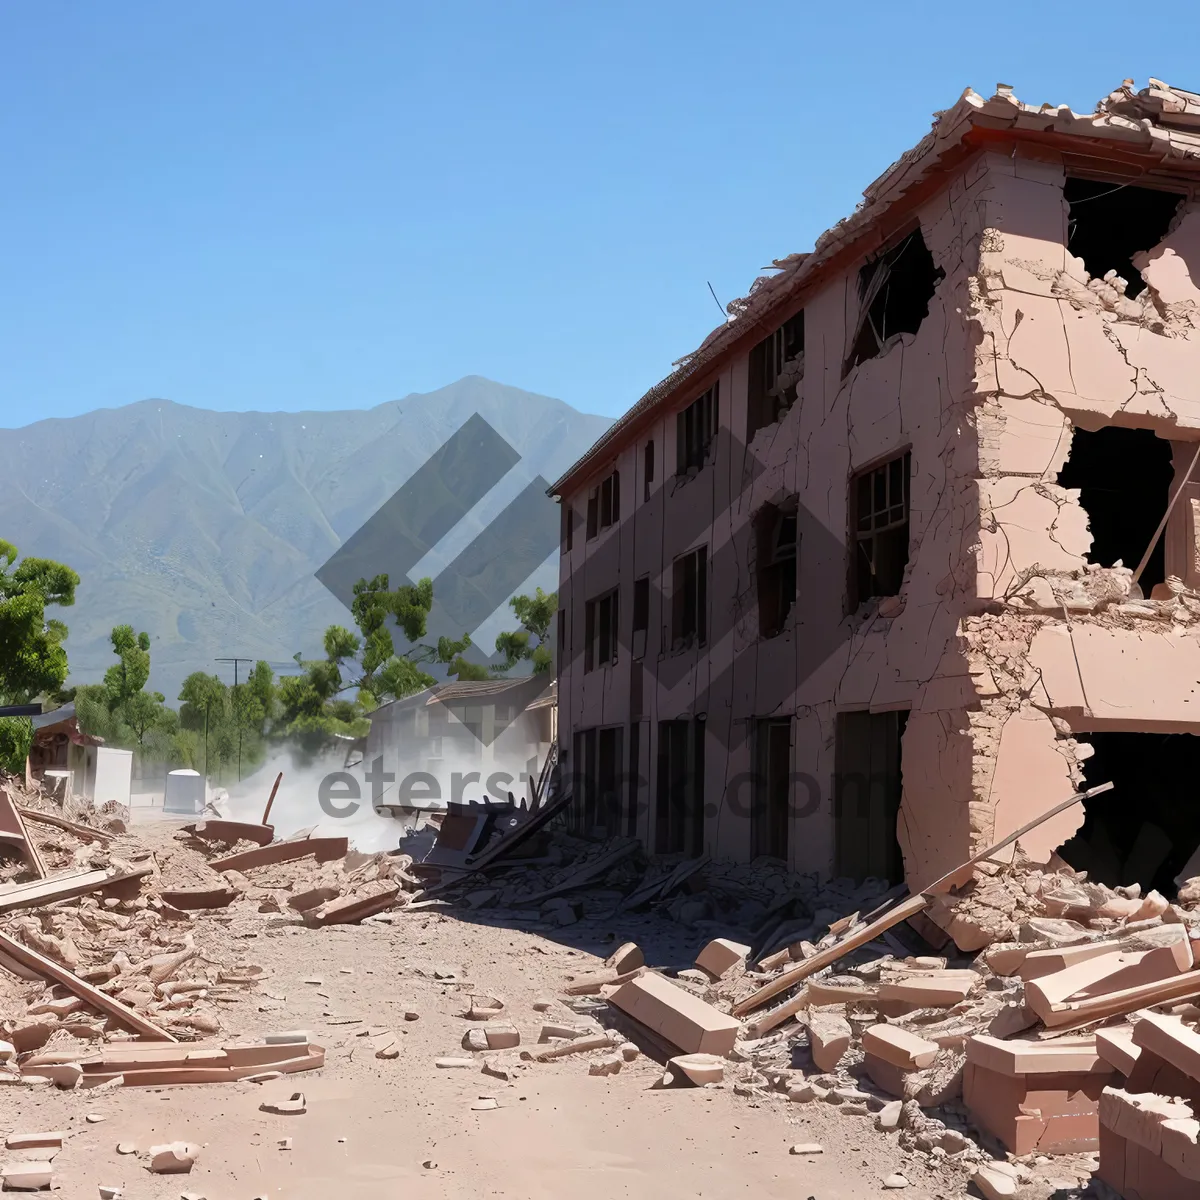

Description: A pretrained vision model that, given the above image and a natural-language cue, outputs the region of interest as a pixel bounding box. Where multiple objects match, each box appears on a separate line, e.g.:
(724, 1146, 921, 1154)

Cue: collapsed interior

(1058, 731, 1200, 896)
(1056, 426, 1174, 593)
(1063, 177, 1185, 298)
(844, 228, 944, 373)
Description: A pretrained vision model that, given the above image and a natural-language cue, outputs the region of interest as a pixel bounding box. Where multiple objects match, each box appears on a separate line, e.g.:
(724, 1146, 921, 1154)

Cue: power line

(215, 657, 255, 782)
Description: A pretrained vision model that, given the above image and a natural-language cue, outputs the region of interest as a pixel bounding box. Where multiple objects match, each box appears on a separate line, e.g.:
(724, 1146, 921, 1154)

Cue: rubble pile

(0, 772, 428, 1092)
(431, 820, 1200, 1199)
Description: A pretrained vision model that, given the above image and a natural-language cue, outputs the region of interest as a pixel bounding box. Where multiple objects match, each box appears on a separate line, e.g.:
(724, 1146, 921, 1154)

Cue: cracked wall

(962, 145, 1200, 906)
(558, 162, 990, 883)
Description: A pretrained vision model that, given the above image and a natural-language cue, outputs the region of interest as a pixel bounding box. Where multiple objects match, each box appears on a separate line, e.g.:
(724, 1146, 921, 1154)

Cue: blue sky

(2, 3, 1197, 425)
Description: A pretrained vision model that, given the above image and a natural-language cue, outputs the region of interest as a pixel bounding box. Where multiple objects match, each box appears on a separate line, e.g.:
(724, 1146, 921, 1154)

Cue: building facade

(550, 79, 1200, 903)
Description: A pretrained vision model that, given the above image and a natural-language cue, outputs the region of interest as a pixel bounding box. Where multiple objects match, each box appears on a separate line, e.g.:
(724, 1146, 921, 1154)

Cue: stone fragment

(807, 1011, 852, 1072)
(0, 1162, 53, 1190)
(973, 1162, 1021, 1199)
(5, 1133, 63, 1151)
(877, 1100, 903, 1130)
(588, 1054, 623, 1076)
(789, 1143, 823, 1155)
(259, 1092, 306, 1115)
(605, 942, 645, 974)
(147, 1142, 198, 1173)
(882, 1173, 909, 1189)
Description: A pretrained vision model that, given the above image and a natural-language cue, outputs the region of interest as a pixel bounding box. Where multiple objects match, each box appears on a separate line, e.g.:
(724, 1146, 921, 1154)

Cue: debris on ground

(7, 760, 1200, 1198)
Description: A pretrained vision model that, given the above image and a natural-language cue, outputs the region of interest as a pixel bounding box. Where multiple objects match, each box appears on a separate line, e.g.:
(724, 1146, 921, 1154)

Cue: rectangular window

(627, 721, 642, 838)
(671, 547, 708, 648)
(757, 504, 798, 637)
(632, 576, 649, 660)
(849, 451, 911, 610)
(834, 710, 907, 884)
(587, 470, 620, 538)
(584, 589, 619, 672)
(676, 384, 718, 476)
(655, 717, 705, 855)
(747, 311, 804, 439)
(753, 718, 791, 861)
(562, 503, 574, 552)
(644, 440, 655, 502)
(557, 607, 567, 656)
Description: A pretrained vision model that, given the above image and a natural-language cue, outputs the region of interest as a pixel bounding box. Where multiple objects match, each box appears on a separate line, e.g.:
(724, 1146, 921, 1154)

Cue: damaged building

(549, 78, 1200, 920)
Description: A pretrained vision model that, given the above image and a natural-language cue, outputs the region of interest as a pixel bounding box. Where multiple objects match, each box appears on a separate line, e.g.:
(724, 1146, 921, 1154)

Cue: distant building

(27, 702, 132, 808)
(362, 676, 555, 813)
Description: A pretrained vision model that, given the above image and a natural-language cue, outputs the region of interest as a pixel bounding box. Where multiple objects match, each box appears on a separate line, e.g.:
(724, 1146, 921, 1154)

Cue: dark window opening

(1056, 426, 1173, 595)
(747, 311, 805, 439)
(752, 717, 791, 860)
(672, 546, 708, 648)
(845, 229, 944, 373)
(586, 470, 620, 539)
(850, 451, 911, 610)
(834, 709, 907, 884)
(561, 503, 574, 552)
(632, 576, 649, 660)
(627, 722, 642, 838)
(574, 726, 624, 837)
(756, 502, 798, 637)
(655, 717, 705, 855)
(644, 440, 655, 502)
(584, 589, 619, 672)
(1060, 732, 1200, 897)
(557, 607, 566, 656)
(1064, 178, 1184, 300)
(677, 384, 718, 476)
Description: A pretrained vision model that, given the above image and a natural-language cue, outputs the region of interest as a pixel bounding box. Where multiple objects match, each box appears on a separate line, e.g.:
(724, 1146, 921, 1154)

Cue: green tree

(176, 665, 276, 781)
(279, 574, 481, 755)
(495, 588, 557, 674)
(0, 540, 79, 773)
(75, 625, 172, 754)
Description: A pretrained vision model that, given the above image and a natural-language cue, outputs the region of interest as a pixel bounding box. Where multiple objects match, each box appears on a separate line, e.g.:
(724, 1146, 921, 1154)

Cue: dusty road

(0, 879, 958, 1199)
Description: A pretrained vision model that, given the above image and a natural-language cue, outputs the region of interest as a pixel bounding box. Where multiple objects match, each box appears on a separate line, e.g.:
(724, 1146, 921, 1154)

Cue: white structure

(90, 747, 133, 808)
(163, 768, 205, 815)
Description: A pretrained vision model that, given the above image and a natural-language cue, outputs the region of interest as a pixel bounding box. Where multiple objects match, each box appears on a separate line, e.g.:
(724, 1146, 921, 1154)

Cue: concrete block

(695, 938, 750, 980)
(1132, 1012, 1200, 1085)
(862, 1024, 939, 1070)
(807, 1012, 852, 1072)
(609, 973, 740, 1056)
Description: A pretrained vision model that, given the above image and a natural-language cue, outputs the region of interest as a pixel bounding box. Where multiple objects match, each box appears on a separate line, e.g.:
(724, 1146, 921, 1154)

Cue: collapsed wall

(929, 139, 1200, 925)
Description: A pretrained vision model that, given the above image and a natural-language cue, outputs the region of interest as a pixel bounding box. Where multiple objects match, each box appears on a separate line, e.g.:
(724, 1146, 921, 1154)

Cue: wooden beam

(0, 790, 47, 878)
(16, 806, 117, 844)
(0, 929, 176, 1041)
(0, 866, 152, 915)
(1044, 970, 1200, 1030)
(210, 836, 347, 874)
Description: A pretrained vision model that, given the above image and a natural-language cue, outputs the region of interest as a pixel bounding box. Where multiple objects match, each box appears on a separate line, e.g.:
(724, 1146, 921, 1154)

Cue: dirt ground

(0, 826, 971, 1200)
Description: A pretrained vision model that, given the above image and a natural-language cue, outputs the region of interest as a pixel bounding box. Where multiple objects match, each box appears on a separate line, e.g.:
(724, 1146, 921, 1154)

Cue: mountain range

(0, 378, 611, 703)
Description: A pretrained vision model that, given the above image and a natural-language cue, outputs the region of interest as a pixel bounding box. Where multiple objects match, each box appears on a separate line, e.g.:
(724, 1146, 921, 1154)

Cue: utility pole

(215, 658, 254, 783)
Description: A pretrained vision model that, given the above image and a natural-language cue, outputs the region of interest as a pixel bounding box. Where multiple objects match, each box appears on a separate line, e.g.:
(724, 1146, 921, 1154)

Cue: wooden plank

(1044, 969, 1200, 1030)
(0, 929, 176, 1042)
(732, 894, 929, 1017)
(0, 789, 47, 878)
(210, 836, 347, 874)
(0, 866, 152, 915)
(261, 773, 283, 825)
(516, 840, 639, 906)
(743, 987, 811, 1039)
(16, 806, 117, 844)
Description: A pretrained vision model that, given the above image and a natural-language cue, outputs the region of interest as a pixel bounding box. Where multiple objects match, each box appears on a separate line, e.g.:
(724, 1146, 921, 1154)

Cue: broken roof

(548, 78, 1200, 500)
